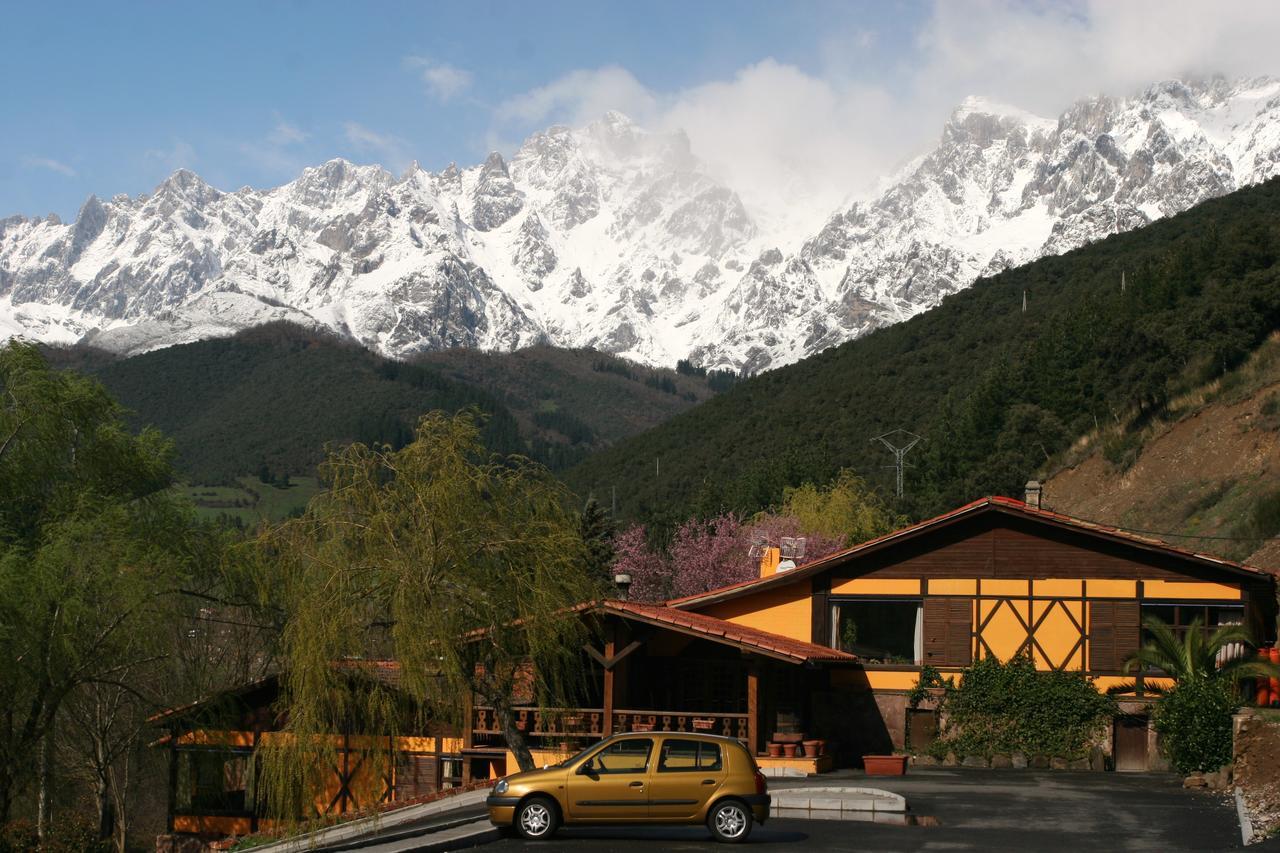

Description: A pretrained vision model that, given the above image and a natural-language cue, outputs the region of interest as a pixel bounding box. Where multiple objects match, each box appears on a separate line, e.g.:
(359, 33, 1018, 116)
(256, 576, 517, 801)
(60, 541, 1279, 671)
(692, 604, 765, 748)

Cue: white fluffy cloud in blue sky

(4, 0, 1279, 220)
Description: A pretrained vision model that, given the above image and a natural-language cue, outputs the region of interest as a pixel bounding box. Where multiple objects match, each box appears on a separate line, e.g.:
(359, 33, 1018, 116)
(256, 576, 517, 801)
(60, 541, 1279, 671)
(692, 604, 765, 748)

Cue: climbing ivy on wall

(917, 655, 1117, 760)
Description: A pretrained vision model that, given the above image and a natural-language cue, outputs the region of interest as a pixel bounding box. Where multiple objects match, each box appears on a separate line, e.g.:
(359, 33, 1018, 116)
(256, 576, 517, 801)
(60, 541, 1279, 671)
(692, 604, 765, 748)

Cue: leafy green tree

(0, 341, 203, 832)
(777, 470, 905, 546)
(255, 411, 604, 826)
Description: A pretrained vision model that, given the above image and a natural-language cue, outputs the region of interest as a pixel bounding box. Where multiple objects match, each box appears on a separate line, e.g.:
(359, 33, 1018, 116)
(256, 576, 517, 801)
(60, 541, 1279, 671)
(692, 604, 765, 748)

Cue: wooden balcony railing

(471, 707, 748, 744)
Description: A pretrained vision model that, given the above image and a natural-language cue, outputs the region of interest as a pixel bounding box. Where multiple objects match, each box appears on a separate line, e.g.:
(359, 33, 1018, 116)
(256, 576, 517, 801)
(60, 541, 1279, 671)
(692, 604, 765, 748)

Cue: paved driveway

(483, 769, 1246, 851)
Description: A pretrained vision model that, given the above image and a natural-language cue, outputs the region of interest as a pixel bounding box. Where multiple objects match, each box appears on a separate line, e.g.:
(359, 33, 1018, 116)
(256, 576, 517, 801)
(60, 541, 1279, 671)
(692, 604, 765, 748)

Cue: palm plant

(1107, 615, 1280, 695)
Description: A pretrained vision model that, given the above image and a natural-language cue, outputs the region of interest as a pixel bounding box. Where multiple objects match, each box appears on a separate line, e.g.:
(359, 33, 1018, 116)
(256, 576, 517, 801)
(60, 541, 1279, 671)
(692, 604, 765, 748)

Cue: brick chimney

(1024, 480, 1043, 509)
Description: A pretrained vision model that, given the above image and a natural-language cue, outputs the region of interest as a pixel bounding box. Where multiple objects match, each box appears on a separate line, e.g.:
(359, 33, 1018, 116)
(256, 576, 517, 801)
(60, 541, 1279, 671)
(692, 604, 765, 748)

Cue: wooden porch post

(166, 731, 177, 833)
(602, 621, 616, 736)
(461, 692, 474, 784)
(747, 660, 760, 757)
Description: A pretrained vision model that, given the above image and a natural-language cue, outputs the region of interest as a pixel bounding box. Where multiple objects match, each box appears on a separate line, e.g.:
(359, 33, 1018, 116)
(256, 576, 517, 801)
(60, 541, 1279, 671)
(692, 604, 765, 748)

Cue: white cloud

(343, 121, 412, 170)
(23, 157, 76, 177)
(488, 0, 1280, 231)
(267, 114, 308, 146)
(145, 140, 197, 172)
(405, 56, 473, 102)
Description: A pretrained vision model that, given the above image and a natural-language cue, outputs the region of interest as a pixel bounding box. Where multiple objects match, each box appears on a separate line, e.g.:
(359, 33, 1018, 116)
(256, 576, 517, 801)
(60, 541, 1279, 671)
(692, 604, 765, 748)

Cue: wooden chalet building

(669, 492, 1278, 771)
(154, 494, 1277, 839)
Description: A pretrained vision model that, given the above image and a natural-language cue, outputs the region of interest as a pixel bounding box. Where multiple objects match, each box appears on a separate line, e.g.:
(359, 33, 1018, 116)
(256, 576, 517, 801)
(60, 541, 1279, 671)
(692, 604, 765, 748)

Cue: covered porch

(462, 600, 858, 780)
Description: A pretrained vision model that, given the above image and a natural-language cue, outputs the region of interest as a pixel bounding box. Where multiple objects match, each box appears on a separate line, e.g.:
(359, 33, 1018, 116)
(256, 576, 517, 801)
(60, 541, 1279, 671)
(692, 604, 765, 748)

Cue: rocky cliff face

(4, 79, 1280, 371)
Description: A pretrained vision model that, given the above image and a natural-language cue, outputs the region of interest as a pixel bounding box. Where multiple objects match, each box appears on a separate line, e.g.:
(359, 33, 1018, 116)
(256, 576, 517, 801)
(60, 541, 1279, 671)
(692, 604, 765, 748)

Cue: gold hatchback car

(486, 732, 770, 843)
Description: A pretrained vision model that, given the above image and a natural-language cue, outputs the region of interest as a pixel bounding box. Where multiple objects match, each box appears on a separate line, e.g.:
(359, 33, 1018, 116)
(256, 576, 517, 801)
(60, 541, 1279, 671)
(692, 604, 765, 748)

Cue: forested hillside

(48, 324, 718, 483)
(567, 178, 1280, 529)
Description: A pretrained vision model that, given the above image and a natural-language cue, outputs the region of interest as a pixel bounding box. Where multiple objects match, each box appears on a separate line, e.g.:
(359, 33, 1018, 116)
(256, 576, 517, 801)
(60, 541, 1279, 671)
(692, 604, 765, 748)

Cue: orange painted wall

(700, 583, 812, 643)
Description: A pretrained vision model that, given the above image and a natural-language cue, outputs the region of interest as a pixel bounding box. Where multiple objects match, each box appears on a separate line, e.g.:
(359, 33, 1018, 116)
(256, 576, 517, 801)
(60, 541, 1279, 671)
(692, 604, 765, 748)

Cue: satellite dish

(776, 559, 797, 573)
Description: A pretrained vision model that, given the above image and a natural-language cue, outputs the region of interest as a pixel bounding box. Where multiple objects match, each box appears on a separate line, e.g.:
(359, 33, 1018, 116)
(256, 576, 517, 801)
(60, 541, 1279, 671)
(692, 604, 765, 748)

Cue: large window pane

(832, 599, 922, 664)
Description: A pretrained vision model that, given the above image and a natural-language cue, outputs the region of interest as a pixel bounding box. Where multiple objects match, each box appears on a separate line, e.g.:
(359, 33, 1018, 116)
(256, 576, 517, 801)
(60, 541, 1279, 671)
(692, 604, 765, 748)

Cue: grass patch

(178, 475, 321, 525)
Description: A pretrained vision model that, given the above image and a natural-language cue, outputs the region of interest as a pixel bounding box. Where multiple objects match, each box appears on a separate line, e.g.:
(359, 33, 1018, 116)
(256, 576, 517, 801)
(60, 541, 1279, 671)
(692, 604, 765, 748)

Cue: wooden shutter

(395, 754, 438, 800)
(924, 598, 973, 666)
(1089, 601, 1140, 672)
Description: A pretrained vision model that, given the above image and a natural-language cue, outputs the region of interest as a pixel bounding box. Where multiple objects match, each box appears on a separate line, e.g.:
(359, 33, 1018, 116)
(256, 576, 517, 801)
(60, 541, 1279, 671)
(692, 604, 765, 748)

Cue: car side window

(658, 739, 723, 772)
(588, 738, 653, 774)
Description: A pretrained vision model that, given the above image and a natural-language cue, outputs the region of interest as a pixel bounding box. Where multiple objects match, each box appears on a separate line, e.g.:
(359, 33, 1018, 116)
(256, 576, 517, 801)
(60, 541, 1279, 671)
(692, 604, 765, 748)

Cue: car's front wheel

(514, 795, 559, 841)
(708, 798, 753, 843)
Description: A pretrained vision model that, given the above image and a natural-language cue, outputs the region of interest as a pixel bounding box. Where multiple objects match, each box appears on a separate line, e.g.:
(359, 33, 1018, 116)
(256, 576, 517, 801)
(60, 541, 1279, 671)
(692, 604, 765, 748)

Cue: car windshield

(553, 742, 600, 768)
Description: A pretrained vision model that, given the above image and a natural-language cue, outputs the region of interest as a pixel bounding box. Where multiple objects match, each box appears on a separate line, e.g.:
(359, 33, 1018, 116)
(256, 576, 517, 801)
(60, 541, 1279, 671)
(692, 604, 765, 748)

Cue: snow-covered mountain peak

(5, 77, 1280, 372)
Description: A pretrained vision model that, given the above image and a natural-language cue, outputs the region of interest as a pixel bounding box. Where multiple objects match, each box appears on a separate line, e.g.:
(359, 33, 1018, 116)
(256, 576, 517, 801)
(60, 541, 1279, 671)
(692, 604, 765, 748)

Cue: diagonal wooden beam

(583, 638, 646, 670)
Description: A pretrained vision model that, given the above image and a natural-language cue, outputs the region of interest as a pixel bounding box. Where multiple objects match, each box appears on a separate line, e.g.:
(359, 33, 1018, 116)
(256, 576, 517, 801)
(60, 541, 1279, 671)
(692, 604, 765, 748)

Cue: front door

(647, 737, 727, 820)
(1114, 714, 1149, 771)
(565, 737, 653, 821)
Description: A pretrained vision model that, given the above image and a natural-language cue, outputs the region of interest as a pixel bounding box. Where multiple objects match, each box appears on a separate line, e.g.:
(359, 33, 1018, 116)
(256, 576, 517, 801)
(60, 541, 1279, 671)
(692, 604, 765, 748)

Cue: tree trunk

(0, 769, 13, 828)
(492, 700, 536, 772)
(37, 728, 52, 840)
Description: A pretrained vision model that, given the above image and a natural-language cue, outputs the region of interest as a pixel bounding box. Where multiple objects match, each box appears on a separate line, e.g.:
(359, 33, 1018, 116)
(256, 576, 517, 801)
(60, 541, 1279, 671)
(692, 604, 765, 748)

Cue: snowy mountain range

(4, 77, 1280, 372)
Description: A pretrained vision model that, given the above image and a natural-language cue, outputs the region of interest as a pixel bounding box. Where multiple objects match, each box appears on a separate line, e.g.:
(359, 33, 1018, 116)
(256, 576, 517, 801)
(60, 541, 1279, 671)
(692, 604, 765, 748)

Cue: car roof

(606, 731, 744, 745)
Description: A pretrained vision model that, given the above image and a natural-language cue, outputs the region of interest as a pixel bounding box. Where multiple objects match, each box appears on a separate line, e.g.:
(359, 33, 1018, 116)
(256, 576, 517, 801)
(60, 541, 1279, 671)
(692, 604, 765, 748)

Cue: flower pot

(863, 754, 908, 776)
(782, 743, 798, 758)
(767, 743, 784, 758)
(803, 739, 823, 757)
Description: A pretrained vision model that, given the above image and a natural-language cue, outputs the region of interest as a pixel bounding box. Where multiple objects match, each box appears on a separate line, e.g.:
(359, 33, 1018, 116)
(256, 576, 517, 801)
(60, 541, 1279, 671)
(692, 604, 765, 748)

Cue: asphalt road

(483, 769, 1250, 852)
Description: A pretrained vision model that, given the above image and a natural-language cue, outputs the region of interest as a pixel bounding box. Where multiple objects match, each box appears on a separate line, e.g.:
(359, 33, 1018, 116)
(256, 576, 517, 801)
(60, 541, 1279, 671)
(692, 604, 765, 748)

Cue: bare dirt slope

(1044, 338, 1280, 571)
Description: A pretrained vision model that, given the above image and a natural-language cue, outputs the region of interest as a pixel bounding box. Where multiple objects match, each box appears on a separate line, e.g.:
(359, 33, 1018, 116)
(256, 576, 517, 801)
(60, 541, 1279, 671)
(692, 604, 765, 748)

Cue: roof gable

(671, 497, 1274, 611)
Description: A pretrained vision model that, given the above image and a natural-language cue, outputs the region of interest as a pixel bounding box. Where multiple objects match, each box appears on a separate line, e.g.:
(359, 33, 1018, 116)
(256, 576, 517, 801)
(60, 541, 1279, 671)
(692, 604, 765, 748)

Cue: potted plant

(862, 754, 908, 776)
(782, 743, 798, 758)
(802, 739, 823, 757)
(767, 742, 784, 758)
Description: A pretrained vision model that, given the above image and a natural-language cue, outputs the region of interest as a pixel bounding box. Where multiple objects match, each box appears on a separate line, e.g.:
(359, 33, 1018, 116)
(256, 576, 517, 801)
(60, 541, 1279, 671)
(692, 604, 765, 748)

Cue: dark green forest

(566, 178, 1280, 529)
(48, 324, 717, 484)
(48, 324, 523, 483)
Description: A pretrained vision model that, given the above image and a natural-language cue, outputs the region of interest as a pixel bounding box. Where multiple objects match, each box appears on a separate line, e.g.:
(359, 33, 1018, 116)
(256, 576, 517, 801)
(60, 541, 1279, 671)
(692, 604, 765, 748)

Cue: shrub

(1153, 677, 1235, 774)
(0, 815, 110, 853)
(933, 655, 1116, 759)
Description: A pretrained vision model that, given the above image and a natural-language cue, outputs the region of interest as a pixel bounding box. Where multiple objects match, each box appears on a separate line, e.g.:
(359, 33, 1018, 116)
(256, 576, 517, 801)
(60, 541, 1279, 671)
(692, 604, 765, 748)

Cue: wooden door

(1113, 714, 1148, 772)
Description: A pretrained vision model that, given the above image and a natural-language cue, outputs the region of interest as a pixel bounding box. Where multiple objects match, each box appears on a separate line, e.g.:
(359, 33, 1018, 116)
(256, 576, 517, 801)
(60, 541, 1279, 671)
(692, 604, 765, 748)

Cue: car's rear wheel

(708, 798, 753, 843)
(514, 795, 559, 840)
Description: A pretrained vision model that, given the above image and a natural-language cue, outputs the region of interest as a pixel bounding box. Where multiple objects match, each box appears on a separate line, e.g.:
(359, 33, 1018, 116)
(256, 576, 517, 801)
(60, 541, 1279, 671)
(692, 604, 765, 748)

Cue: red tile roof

(668, 496, 1276, 611)
(596, 599, 855, 664)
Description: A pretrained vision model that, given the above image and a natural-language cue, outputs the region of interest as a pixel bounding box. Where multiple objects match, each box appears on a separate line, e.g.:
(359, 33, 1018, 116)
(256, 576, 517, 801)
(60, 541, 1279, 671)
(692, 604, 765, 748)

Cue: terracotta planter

(767, 743, 784, 758)
(782, 743, 798, 758)
(803, 739, 823, 757)
(863, 754, 908, 776)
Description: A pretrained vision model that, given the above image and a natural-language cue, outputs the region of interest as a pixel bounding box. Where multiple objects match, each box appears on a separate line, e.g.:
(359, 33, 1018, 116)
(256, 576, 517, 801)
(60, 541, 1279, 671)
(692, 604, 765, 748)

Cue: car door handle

(702, 779, 716, 785)
(629, 780, 644, 788)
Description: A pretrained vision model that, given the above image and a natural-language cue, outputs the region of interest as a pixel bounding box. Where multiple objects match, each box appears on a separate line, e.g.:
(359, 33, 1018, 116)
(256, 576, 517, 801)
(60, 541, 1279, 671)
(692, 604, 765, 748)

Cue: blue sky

(3, 1, 1277, 221)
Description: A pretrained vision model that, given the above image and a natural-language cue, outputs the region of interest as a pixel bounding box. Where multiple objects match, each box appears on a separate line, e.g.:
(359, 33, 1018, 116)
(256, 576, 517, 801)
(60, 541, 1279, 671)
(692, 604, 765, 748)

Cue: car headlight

(493, 779, 509, 795)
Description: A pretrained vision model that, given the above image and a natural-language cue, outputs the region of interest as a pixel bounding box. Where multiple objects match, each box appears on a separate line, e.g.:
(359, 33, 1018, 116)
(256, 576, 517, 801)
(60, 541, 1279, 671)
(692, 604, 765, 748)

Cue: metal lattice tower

(871, 429, 924, 498)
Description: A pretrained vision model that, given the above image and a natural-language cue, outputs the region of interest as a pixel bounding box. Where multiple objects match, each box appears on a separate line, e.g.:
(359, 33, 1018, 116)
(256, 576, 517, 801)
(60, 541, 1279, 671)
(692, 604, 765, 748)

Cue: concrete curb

(1235, 786, 1255, 846)
(352, 820, 500, 853)
(245, 790, 490, 853)
(769, 785, 908, 823)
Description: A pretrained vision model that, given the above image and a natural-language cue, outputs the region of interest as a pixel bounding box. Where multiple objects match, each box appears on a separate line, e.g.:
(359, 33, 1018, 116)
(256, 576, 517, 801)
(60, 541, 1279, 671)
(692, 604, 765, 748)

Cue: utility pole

(872, 429, 924, 499)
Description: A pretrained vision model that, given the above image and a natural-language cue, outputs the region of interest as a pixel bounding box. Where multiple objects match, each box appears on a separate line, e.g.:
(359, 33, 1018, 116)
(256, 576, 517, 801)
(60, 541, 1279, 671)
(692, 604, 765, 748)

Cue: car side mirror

(576, 761, 597, 777)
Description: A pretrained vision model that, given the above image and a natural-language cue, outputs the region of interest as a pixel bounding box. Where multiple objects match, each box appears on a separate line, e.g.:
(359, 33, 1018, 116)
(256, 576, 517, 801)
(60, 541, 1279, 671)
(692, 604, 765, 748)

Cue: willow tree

(256, 411, 603, 823)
